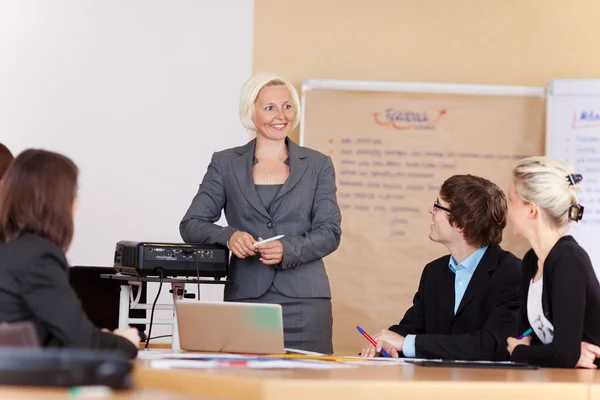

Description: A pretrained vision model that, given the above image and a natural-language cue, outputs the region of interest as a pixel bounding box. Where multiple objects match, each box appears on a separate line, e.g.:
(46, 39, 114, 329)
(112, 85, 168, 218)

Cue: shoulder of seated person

(496, 249, 522, 272)
(553, 236, 586, 258)
(17, 233, 62, 250)
(424, 254, 452, 273)
(548, 244, 591, 273)
(7, 233, 66, 263)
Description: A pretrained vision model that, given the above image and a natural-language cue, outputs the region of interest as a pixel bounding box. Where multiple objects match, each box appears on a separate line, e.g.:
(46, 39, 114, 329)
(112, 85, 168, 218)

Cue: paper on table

(138, 350, 438, 367)
(406, 359, 521, 365)
(137, 351, 251, 360)
(335, 356, 437, 365)
(150, 359, 357, 370)
(284, 348, 325, 356)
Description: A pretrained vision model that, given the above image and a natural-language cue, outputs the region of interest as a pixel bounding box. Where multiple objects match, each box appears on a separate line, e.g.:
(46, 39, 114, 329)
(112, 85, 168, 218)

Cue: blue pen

(355, 325, 392, 358)
(506, 328, 534, 349)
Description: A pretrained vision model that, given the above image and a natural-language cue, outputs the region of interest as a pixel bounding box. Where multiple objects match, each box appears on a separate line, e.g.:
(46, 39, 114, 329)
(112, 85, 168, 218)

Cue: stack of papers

(140, 350, 532, 370)
(139, 350, 437, 369)
(149, 354, 356, 370)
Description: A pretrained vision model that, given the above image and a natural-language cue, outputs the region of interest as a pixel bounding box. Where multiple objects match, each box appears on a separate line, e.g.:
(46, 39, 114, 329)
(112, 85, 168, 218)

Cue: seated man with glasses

(360, 174, 521, 361)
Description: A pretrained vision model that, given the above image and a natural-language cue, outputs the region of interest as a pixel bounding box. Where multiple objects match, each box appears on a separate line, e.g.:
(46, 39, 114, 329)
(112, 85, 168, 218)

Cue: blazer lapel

(232, 139, 270, 219)
(455, 246, 499, 316)
(271, 138, 308, 214)
(438, 260, 456, 322)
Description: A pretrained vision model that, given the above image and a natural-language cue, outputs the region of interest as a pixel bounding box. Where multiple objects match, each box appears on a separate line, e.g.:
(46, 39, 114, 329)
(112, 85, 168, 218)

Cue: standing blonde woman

(180, 73, 341, 353)
(506, 156, 600, 368)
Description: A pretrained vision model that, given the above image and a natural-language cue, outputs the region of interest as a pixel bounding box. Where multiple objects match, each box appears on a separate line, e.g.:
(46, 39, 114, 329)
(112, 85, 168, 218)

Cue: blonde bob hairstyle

(512, 156, 581, 231)
(239, 72, 301, 132)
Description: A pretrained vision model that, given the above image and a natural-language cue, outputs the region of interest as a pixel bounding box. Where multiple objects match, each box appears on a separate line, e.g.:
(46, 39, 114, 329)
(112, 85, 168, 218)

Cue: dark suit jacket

(511, 236, 600, 368)
(389, 245, 521, 360)
(180, 137, 342, 300)
(0, 233, 137, 359)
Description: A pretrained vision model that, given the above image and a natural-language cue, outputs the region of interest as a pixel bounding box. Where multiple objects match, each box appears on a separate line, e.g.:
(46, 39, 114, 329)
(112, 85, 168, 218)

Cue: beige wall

(254, 0, 600, 142)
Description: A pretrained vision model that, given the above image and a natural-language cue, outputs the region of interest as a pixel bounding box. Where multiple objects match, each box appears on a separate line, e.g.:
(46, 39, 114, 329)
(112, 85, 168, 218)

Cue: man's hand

(360, 329, 404, 358)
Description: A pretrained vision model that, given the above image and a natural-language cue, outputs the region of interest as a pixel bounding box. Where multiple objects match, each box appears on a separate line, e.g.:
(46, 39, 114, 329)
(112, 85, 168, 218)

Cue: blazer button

(266, 222, 274, 229)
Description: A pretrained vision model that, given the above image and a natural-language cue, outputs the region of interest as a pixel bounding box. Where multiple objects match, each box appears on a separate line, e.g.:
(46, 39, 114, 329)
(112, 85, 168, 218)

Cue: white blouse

(527, 277, 554, 344)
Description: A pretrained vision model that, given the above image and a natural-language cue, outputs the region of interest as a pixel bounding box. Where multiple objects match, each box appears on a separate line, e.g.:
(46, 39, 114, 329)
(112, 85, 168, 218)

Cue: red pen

(355, 325, 392, 358)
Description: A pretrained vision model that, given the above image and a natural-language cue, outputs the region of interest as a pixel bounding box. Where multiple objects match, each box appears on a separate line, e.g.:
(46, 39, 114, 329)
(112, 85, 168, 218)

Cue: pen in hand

(355, 325, 392, 358)
(506, 328, 533, 349)
(253, 235, 284, 247)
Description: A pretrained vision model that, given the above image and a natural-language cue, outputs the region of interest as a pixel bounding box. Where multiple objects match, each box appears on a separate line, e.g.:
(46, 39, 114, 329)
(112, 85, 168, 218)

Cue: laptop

(175, 301, 285, 354)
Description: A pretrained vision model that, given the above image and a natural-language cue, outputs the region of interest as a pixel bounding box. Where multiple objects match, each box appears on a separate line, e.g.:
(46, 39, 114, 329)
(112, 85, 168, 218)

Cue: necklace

(267, 174, 271, 184)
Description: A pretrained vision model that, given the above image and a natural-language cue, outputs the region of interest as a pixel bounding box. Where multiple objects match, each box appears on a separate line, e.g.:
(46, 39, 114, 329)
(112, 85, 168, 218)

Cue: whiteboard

(547, 79, 600, 278)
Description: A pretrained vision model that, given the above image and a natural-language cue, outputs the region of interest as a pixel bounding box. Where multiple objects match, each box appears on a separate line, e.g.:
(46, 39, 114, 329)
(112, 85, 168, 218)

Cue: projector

(113, 241, 229, 279)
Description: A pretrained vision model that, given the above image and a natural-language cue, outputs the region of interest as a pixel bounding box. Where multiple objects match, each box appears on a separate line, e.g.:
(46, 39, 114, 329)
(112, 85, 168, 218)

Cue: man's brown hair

(439, 174, 507, 247)
(0, 149, 78, 251)
(0, 143, 14, 180)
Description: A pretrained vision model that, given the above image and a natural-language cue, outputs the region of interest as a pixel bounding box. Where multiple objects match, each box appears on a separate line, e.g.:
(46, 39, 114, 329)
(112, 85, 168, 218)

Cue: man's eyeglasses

(433, 199, 453, 214)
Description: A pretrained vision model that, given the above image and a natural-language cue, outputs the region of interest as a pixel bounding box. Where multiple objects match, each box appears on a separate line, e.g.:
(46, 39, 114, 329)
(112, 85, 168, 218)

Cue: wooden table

(134, 357, 600, 400)
(590, 372, 600, 400)
(4, 352, 599, 400)
(0, 387, 207, 399)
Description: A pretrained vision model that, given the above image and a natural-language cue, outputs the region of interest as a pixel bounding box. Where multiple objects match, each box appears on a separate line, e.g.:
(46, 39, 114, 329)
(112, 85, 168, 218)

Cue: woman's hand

(113, 328, 141, 347)
(255, 237, 283, 265)
(576, 342, 600, 369)
(506, 335, 532, 355)
(229, 231, 257, 258)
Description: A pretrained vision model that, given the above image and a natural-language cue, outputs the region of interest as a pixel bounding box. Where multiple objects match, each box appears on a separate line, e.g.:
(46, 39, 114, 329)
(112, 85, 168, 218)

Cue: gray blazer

(180, 138, 342, 300)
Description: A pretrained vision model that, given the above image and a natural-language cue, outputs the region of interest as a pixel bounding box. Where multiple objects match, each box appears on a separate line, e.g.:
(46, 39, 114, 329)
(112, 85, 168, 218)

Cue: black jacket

(0, 233, 137, 359)
(511, 236, 600, 368)
(390, 245, 520, 360)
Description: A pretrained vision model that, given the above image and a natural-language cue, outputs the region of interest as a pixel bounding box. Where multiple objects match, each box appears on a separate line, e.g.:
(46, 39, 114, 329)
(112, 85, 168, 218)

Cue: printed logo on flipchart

(372, 108, 447, 130)
(572, 110, 600, 129)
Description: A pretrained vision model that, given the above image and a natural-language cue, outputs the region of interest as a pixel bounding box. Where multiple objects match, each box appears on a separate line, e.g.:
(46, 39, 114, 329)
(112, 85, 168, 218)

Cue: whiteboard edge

(302, 79, 545, 97)
(299, 84, 307, 146)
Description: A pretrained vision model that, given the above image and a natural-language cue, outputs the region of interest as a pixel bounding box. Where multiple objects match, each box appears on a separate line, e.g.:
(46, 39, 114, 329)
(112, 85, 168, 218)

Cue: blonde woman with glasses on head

(507, 156, 600, 368)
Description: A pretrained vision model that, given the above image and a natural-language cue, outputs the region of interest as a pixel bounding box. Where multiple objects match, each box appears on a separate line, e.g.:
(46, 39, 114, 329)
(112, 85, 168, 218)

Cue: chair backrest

(0, 321, 40, 348)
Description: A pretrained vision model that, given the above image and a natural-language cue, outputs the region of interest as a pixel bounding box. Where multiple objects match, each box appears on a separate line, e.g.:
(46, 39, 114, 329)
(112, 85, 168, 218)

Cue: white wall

(0, 0, 255, 339)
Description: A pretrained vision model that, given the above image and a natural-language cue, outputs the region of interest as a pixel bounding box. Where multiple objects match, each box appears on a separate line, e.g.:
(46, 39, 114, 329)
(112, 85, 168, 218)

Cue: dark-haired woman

(0, 149, 139, 358)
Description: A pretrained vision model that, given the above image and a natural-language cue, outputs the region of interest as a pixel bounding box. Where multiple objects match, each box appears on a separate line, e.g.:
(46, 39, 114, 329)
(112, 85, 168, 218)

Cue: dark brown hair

(439, 174, 507, 247)
(0, 149, 78, 251)
(0, 143, 14, 180)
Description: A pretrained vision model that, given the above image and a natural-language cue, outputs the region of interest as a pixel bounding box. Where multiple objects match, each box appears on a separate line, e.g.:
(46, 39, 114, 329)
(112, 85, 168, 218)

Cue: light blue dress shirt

(402, 246, 488, 357)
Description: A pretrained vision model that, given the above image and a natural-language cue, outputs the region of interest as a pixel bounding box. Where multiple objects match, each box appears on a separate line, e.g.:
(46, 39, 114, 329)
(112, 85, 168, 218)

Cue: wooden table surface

(5, 344, 600, 400)
(0, 387, 206, 399)
(134, 355, 600, 400)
